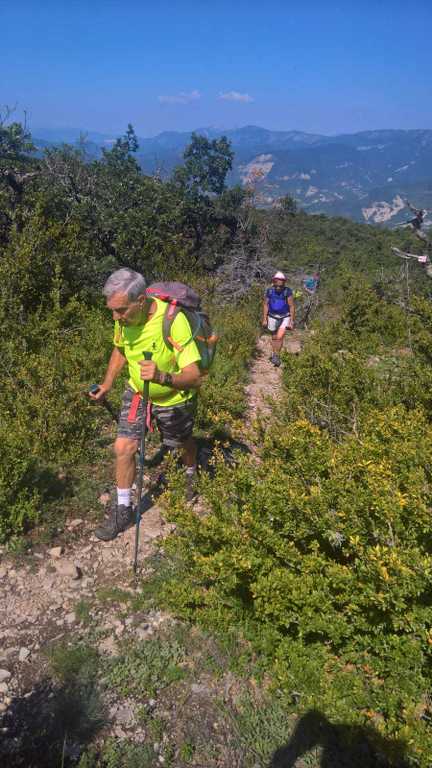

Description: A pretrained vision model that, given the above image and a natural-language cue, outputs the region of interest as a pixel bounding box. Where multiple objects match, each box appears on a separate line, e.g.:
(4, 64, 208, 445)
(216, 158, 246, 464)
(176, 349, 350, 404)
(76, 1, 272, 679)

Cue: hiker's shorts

(267, 315, 292, 334)
(117, 386, 197, 448)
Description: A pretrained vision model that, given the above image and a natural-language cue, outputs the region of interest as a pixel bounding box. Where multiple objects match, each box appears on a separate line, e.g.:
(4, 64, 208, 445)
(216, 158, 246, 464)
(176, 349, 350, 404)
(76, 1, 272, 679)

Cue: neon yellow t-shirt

(113, 298, 201, 406)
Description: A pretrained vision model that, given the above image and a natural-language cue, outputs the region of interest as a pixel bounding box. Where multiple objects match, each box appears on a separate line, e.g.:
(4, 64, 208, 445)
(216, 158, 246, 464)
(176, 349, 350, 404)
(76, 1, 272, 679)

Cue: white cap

(273, 271, 286, 280)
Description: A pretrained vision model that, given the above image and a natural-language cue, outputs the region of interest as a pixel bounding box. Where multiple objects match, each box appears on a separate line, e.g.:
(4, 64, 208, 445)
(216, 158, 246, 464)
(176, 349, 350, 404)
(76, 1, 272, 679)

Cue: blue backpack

(267, 286, 291, 316)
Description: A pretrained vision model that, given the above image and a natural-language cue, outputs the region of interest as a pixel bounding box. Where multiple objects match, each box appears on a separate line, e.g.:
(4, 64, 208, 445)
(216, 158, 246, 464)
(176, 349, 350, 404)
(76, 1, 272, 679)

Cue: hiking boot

(94, 502, 134, 541)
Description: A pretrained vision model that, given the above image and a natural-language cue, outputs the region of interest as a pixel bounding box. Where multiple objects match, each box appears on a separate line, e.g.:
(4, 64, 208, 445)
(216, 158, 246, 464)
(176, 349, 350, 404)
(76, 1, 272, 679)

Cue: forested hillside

(1, 117, 432, 766)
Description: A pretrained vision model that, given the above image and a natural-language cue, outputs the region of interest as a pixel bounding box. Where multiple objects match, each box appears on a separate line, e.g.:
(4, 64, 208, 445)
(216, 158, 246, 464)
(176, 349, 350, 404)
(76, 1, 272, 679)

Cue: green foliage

(278, 194, 298, 214)
(105, 634, 187, 698)
(79, 740, 154, 768)
(197, 290, 260, 432)
(174, 132, 234, 197)
(162, 404, 432, 762)
(160, 277, 432, 764)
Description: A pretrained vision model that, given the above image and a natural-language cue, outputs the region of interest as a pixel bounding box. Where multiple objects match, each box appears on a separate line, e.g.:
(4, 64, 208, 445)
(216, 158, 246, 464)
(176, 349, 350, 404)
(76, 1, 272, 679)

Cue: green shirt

(113, 298, 201, 407)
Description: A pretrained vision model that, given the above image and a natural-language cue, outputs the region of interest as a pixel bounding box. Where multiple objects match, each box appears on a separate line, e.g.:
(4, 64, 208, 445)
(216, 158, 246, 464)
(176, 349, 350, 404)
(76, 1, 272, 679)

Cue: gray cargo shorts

(117, 386, 197, 448)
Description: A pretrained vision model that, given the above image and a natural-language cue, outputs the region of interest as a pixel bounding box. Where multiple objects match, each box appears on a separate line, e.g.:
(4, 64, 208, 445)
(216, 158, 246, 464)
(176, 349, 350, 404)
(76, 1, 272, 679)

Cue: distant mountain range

(33, 125, 432, 226)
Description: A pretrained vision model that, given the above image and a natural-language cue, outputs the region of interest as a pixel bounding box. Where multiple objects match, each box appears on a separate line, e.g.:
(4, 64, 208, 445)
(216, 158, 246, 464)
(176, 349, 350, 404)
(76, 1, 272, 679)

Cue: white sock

(117, 488, 132, 507)
(185, 465, 197, 476)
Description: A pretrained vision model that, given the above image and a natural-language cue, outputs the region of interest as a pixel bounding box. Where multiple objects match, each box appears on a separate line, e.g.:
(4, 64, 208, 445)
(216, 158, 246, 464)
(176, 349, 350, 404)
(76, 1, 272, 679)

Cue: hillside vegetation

(1, 118, 432, 765)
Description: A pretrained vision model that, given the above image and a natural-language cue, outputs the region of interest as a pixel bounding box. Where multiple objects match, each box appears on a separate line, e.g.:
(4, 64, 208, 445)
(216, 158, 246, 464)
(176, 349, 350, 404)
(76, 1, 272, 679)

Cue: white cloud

(158, 90, 201, 105)
(218, 90, 254, 103)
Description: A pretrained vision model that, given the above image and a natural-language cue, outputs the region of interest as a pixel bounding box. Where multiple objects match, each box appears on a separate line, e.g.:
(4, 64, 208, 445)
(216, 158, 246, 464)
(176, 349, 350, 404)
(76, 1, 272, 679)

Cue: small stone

(99, 493, 111, 506)
(18, 648, 30, 662)
(0, 670, 11, 683)
(115, 704, 134, 725)
(68, 518, 84, 529)
(191, 683, 210, 694)
(98, 636, 117, 656)
(0, 682, 8, 694)
(49, 546, 64, 558)
(54, 561, 81, 579)
(65, 613, 75, 625)
(0, 566, 7, 579)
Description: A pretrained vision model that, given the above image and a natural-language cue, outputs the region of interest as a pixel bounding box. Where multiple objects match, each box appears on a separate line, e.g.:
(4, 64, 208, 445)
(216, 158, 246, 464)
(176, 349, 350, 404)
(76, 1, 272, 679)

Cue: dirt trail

(0, 501, 169, 712)
(245, 329, 303, 422)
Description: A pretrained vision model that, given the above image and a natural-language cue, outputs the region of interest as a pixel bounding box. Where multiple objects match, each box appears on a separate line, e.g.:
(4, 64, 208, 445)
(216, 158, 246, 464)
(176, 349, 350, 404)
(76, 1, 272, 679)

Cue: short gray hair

(103, 268, 147, 301)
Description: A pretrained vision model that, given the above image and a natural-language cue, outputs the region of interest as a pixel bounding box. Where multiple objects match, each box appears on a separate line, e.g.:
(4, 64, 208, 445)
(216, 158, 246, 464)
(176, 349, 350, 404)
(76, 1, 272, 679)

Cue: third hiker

(90, 268, 202, 541)
(262, 271, 295, 367)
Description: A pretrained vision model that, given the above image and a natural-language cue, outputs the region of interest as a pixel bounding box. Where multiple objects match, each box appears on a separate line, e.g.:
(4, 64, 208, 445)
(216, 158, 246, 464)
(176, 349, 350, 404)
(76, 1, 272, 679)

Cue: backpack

(267, 286, 291, 316)
(146, 281, 218, 372)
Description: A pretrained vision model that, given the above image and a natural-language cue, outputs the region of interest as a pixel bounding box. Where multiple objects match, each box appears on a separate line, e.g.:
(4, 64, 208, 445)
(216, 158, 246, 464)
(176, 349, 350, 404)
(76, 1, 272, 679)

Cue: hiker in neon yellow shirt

(90, 268, 201, 541)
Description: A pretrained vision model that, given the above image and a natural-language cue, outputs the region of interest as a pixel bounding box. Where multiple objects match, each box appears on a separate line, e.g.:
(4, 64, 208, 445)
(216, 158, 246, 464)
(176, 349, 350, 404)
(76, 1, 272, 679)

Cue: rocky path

(0, 499, 170, 717)
(245, 329, 303, 422)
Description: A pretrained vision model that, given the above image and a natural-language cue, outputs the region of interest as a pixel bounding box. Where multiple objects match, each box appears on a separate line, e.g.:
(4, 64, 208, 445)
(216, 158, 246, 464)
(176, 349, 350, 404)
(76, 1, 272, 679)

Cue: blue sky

(1, 0, 431, 137)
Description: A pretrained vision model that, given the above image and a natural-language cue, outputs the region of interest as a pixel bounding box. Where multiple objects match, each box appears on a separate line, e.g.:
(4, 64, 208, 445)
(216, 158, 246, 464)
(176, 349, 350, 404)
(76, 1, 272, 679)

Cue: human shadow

(270, 710, 410, 768)
(0, 676, 105, 767)
(138, 435, 251, 512)
(196, 435, 251, 477)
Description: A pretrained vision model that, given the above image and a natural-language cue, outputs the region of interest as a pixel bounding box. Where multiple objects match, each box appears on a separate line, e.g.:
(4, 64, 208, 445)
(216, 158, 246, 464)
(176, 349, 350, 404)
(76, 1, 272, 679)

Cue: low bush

(162, 404, 432, 762)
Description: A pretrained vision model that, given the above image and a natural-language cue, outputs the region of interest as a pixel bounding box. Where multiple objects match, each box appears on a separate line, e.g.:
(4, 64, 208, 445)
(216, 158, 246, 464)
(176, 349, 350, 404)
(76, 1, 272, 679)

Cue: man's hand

(89, 383, 111, 401)
(139, 359, 159, 382)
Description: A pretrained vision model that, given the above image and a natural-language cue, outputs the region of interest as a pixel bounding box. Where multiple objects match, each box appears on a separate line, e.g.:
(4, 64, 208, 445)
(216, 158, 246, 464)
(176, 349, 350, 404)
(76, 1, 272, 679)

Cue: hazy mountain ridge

(34, 125, 432, 225)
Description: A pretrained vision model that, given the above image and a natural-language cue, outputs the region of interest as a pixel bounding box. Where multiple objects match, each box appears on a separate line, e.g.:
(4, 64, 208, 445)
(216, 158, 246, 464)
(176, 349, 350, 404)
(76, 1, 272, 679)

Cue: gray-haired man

(90, 268, 201, 540)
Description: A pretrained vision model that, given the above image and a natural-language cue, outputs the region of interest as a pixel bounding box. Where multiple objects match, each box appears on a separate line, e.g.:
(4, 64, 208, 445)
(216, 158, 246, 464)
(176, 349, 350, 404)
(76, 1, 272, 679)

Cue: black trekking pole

(88, 384, 118, 422)
(133, 351, 152, 574)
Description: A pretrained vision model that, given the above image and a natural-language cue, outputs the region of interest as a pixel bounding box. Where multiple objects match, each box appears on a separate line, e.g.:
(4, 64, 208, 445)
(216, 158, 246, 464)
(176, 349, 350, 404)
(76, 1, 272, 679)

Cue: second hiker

(90, 268, 202, 541)
(262, 271, 295, 367)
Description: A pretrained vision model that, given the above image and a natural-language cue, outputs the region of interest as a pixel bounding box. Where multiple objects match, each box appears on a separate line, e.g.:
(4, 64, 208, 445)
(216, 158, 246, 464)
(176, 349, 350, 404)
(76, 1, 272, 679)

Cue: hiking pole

(88, 384, 118, 422)
(133, 351, 152, 574)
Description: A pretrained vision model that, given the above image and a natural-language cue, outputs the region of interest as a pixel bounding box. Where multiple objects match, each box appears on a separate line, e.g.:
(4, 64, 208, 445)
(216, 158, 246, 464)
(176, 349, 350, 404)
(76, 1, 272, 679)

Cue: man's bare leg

(182, 435, 197, 468)
(182, 435, 198, 501)
(94, 436, 138, 541)
(114, 436, 138, 487)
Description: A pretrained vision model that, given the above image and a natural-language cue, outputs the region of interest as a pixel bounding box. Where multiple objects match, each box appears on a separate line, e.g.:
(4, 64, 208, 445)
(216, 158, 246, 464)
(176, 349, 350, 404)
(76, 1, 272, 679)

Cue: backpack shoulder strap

(162, 303, 199, 353)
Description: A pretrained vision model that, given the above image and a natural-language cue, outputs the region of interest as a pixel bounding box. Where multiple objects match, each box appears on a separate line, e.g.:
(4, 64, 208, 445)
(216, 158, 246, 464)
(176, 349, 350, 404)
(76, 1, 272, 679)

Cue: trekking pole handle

(88, 384, 118, 422)
(142, 351, 153, 396)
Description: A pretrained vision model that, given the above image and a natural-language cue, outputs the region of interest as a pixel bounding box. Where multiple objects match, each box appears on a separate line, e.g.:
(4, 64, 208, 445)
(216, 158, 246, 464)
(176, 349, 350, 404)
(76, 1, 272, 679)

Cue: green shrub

(162, 405, 432, 763)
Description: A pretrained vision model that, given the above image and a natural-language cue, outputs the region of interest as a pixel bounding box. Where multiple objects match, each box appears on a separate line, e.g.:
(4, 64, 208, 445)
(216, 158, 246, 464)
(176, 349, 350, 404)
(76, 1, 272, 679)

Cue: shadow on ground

(270, 710, 410, 768)
(196, 435, 251, 476)
(0, 677, 105, 767)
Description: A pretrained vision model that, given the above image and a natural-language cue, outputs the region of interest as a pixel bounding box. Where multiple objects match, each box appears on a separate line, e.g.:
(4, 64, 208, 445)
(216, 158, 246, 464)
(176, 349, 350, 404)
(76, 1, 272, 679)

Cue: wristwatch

(158, 371, 173, 387)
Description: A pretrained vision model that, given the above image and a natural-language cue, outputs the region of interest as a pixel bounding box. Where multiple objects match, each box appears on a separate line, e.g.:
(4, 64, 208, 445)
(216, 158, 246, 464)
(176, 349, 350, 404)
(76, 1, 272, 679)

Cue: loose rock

(68, 519, 84, 529)
(54, 561, 81, 579)
(0, 670, 11, 683)
(18, 648, 30, 662)
(49, 546, 64, 558)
